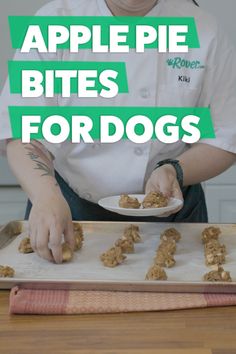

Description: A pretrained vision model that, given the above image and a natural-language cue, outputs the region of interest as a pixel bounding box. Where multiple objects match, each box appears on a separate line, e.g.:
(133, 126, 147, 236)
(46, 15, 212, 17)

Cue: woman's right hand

(29, 193, 75, 263)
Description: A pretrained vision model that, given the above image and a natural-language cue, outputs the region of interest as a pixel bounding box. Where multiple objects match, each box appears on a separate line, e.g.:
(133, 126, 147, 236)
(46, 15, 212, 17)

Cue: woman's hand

(6, 140, 74, 263)
(29, 193, 75, 263)
(145, 164, 184, 217)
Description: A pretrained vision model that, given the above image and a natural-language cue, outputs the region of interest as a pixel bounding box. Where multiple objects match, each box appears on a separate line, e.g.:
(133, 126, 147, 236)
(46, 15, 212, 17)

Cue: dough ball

(129, 224, 140, 233)
(100, 246, 126, 268)
(62, 243, 73, 263)
(161, 228, 181, 242)
(74, 234, 83, 251)
(158, 239, 176, 255)
(201, 226, 221, 244)
(73, 223, 84, 239)
(203, 266, 232, 282)
(155, 250, 176, 268)
(204, 239, 226, 266)
(0, 265, 15, 278)
(204, 240, 226, 255)
(18, 237, 34, 254)
(142, 192, 168, 209)
(123, 225, 142, 243)
(115, 238, 134, 254)
(72, 223, 84, 251)
(145, 265, 167, 281)
(205, 252, 226, 266)
(119, 194, 141, 209)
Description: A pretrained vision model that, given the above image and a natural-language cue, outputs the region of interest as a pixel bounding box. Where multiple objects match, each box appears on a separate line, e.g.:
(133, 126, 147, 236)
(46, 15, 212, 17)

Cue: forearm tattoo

(24, 142, 57, 183)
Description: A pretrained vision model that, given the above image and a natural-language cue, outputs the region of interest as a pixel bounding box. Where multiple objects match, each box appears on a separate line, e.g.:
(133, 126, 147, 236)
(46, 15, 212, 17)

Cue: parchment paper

(1, 222, 236, 283)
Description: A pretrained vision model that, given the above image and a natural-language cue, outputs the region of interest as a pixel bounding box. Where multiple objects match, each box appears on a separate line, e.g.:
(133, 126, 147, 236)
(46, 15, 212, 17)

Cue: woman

(1, 0, 236, 263)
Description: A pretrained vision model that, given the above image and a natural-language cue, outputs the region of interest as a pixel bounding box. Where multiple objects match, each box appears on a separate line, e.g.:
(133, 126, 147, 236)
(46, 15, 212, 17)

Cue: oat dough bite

(0, 265, 15, 278)
(74, 233, 83, 251)
(62, 243, 73, 262)
(100, 246, 126, 268)
(145, 265, 167, 281)
(73, 223, 84, 238)
(18, 237, 34, 254)
(72, 223, 84, 251)
(119, 194, 141, 209)
(203, 266, 232, 282)
(204, 240, 226, 255)
(155, 250, 176, 268)
(123, 225, 142, 243)
(201, 226, 221, 244)
(158, 239, 176, 255)
(161, 228, 181, 242)
(129, 224, 140, 233)
(142, 192, 168, 209)
(205, 252, 226, 266)
(115, 238, 134, 253)
(204, 240, 226, 266)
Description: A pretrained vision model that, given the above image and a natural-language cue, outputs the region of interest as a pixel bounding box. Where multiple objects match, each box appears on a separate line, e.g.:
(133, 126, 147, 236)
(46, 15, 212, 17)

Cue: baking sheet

(1, 222, 236, 293)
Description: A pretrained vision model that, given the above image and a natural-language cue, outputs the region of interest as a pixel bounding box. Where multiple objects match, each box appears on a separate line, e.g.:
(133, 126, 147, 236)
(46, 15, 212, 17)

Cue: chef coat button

(134, 147, 143, 156)
(140, 88, 150, 98)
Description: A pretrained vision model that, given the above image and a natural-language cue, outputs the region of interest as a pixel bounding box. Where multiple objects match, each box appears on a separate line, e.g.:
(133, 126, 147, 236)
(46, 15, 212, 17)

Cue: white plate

(98, 194, 183, 217)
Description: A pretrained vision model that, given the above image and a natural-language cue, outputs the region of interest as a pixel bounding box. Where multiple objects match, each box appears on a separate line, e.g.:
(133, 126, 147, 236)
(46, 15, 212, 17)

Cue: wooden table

(1, 291, 236, 354)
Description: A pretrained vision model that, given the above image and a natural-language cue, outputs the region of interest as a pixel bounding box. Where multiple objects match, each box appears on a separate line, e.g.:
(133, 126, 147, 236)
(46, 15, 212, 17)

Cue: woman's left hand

(145, 164, 184, 217)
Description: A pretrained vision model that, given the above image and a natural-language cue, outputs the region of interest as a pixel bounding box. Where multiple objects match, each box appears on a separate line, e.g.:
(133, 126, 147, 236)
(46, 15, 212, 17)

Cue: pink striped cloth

(9, 287, 236, 314)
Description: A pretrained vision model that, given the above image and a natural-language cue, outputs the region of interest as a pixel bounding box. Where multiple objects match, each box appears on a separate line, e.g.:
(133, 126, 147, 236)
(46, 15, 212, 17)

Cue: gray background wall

(197, 0, 236, 45)
(0, 0, 48, 87)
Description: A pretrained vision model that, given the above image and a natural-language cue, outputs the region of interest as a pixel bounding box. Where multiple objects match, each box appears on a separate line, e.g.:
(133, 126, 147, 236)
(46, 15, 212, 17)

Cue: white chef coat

(0, 0, 236, 203)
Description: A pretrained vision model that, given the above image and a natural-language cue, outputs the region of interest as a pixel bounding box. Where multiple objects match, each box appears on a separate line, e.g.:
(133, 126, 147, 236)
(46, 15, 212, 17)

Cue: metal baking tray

(1, 221, 236, 293)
